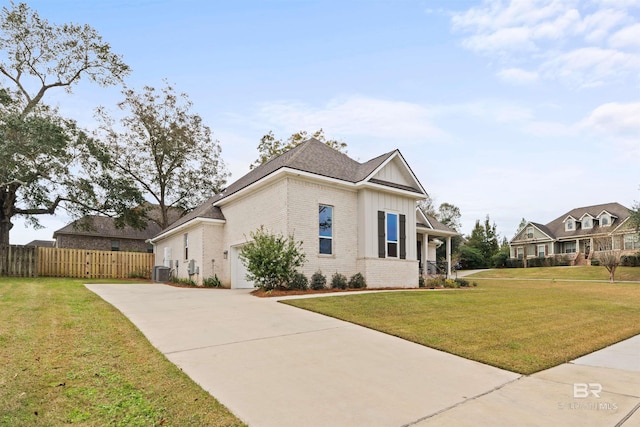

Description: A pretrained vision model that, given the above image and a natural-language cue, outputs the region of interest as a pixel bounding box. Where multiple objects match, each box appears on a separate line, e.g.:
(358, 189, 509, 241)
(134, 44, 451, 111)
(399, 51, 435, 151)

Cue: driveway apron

(86, 284, 639, 427)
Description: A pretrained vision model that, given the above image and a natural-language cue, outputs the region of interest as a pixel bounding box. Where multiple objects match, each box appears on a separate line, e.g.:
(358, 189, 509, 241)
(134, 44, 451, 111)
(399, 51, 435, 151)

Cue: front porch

(416, 231, 456, 278)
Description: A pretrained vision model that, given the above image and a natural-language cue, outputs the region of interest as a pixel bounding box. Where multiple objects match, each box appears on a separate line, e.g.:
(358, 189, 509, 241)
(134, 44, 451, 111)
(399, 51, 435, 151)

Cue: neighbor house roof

(25, 240, 55, 247)
(545, 202, 630, 239)
(53, 215, 162, 240)
(512, 202, 631, 243)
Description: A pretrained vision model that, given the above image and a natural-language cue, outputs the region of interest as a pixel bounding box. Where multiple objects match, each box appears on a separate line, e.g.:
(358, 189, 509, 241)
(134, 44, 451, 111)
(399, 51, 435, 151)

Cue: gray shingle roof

(216, 138, 398, 201)
(157, 139, 422, 236)
(53, 215, 162, 240)
(541, 202, 630, 239)
(419, 214, 457, 234)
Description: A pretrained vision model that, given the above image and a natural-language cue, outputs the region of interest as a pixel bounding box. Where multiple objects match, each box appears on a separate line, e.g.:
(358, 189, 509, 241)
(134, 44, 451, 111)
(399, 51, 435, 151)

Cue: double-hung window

(386, 213, 399, 258)
(319, 205, 333, 255)
(184, 233, 189, 260)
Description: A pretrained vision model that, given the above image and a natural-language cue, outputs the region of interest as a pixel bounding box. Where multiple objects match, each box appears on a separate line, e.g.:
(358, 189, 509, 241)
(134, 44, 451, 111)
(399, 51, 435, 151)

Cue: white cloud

(579, 8, 629, 42)
(496, 67, 540, 84)
(257, 96, 445, 141)
(580, 101, 640, 134)
(540, 47, 640, 87)
(609, 23, 640, 47)
(451, 0, 640, 87)
(579, 102, 640, 159)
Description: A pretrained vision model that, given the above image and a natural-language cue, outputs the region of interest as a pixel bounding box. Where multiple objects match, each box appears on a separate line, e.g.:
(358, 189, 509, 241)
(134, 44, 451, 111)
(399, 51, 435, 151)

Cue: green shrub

(418, 275, 426, 288)
(127, 268, 151, 279)
(621, 255, 639, 267)
(458, 246, 486, 269)
(331, 272, 348, 290)
(289, 272, 309, 290)
(202, 274, 223, 288)
(505, 258, 524, 268)
(310, 271, 327, 290)
(239, 226, 307, 291)
(169, 276, 196, 286)
(590, 259, 600, 266)
(348, 273, 367, 289)
(491, 252, 509, 268)
(426, 276, 446, 288)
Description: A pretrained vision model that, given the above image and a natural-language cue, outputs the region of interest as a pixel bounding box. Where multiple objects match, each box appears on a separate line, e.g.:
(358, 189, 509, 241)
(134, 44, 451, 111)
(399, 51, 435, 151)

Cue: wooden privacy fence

(38, 247, 154, 279)
(0, 245, 37, 277)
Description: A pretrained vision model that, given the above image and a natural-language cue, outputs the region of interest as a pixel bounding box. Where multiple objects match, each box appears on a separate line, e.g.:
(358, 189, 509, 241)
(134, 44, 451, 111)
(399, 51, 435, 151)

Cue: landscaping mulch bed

(251, 287, 441, 298)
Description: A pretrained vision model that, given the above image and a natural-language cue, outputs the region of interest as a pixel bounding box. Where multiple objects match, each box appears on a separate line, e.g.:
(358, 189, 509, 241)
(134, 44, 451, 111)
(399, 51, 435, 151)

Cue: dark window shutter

(378, 211, 386, 258)
(399, 214, 406, 259)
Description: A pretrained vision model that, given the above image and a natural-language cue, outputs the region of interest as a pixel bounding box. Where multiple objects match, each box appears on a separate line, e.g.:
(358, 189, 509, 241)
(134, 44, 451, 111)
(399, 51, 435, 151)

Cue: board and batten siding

(371, 156, 414, 187)
(357, 189, 417, 260)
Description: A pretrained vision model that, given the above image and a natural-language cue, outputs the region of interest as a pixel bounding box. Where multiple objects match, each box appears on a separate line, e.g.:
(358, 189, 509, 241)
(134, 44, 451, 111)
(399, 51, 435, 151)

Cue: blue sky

(8, 0, 640, 244)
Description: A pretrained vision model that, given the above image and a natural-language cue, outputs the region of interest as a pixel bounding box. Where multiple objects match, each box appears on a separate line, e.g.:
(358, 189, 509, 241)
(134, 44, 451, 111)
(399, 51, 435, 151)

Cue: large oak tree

(0, 2, 130, 245)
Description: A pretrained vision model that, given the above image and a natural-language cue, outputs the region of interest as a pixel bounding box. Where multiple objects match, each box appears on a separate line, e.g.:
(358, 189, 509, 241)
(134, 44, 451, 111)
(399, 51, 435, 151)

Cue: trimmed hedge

(621, 254, 640, 267)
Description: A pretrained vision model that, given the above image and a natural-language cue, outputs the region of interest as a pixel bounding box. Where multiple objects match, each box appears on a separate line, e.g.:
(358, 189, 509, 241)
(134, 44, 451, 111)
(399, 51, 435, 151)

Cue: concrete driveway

(86, 284, 640, 427)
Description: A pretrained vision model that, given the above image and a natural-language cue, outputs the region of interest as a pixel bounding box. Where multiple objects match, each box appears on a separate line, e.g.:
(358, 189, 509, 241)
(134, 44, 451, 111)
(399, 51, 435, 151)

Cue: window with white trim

(624, 234, 640, 250)
(537, 244, 546, 257)
(564, 241, 576, 253)
(517, 247, 524, 259)
(566, 220, 574, 231)
(319, 205, 333, 255)
(583, 218, 592, 229)
(184, 233, 189, 260)
(601, 215, 610, 226)
(526, 227, 534, 238)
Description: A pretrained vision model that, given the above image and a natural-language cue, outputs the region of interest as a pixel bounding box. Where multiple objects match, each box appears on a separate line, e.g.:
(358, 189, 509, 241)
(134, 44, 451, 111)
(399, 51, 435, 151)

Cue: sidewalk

(86, 284, 640, 426)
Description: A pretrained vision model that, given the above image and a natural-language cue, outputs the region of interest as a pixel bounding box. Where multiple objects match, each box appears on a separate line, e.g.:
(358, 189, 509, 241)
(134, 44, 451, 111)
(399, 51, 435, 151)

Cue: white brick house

(150, 139, 457, 288)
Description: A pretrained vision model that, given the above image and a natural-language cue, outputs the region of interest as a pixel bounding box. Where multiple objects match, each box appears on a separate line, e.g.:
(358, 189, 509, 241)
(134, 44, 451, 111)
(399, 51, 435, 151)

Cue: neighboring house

(509, 202, 639, 265)
(54, 216, 161, 253)
(24, 240, 55, 248)
(150, 138, 458, 288)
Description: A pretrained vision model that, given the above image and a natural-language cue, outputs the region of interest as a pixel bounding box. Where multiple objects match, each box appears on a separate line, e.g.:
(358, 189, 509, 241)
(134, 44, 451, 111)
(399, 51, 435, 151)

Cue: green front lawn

(0, 278, 245, 427)
(467, 266, 640, 281)
(282, 278, 640, 375)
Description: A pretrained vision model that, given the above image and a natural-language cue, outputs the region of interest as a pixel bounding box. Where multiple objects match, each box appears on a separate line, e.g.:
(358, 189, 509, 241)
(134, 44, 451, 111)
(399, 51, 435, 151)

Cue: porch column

(446, 236, 452, 278)
(422, 233, 428, 275)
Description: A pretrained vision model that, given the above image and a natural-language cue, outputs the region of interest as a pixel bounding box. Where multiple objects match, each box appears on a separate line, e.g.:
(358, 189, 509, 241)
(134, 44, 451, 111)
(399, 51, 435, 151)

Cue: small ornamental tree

(239, 226, 306, 291)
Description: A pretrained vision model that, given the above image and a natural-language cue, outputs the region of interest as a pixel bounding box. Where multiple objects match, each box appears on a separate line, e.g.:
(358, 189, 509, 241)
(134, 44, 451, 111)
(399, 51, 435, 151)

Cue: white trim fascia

(611, 216, 632, 234)
(416, 208, 432, 228)
(596, 210, 618, 219)
(362, 150, 428, 196)
(579, 213, 595, 220)
(150, 218, 225, 243)
(416, 225, 458, 237)
(510, 222, 555, 243)
(212, 165, 425, 205)
(562, 215, 577, 223)
(356, 181, 426, 199)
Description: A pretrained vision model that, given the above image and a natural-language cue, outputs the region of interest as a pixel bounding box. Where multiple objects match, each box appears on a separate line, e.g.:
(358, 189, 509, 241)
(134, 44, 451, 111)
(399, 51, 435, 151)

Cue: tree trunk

(0, 218, 12, 246)
(0, 189, 15, 246)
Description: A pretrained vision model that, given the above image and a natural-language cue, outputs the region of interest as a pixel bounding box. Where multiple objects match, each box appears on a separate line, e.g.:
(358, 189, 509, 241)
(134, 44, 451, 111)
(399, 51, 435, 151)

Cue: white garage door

(231, 246, 255, 289)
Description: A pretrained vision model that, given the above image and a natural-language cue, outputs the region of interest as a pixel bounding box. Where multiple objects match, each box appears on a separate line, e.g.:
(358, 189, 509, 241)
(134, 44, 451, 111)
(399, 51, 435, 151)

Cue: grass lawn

(467, 265, 640, 281)
(0, 277, 245, 427)
(282, 275, 640, 375)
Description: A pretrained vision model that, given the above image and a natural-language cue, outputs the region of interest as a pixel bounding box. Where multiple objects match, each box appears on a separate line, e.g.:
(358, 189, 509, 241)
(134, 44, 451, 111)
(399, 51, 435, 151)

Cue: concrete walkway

(86, 284, 640, 427)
